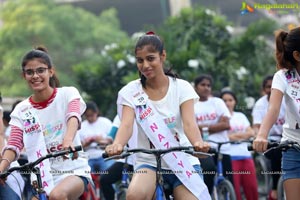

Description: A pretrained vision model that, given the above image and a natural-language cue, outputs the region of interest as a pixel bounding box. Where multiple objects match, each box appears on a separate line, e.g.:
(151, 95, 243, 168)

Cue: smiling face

(23, 59, 53, 92)
(135, 45, 166, 80)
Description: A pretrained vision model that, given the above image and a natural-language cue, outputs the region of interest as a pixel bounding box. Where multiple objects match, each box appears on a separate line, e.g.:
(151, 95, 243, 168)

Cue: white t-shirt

(194, 97, 231, 153)
(78, 117, 112, 159)
(227, 112, 252, 159)
(252, 95, 285, 141)
(10, 87, 91, 186)
(117, 77, 200, 169)
(272, 69, 300, 144)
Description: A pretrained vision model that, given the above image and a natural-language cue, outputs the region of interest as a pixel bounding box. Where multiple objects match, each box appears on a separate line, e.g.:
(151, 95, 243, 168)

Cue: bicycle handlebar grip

(0, 173, 7, 179)
(73, 145, 82, 152)
(102, 152, 108, 158)
(208, 148, 217, 154)
(247, 144, 253, 151)
(247, 142, 279, 151)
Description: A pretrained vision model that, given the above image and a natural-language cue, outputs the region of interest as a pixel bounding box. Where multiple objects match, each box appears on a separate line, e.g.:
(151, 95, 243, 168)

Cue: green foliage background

(0, 1, 281, 119)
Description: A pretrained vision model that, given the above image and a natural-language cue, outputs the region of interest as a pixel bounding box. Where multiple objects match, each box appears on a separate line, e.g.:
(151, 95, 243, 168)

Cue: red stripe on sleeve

(7, 125, 24, 151)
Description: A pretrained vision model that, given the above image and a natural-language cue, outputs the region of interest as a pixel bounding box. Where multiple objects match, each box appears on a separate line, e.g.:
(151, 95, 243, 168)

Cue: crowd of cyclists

(0, 26, 300, 200)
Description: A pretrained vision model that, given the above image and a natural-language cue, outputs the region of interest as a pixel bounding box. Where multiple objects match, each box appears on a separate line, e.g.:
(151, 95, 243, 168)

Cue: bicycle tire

(215, 179, 236, 200)
(255, 154, 272, 196)
(117, 188, 127, 200)
(277, 176, 286, 200)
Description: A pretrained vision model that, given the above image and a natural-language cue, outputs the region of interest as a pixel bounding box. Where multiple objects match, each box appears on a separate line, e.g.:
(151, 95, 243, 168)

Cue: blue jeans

(0, 183, 20, 200)
(88, 157, 115, 173)
(282, 147, 300, 181)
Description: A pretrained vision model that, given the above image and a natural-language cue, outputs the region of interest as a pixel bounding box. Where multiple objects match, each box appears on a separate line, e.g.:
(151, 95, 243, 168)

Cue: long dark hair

(135, 32, 178, 88)
(275, 27, 300, 70)
(21, 46, 60, 88)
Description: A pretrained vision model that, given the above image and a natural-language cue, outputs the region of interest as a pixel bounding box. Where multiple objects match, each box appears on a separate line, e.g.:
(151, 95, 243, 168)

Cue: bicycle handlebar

(102, 146, 217, 160)
(0, 145, 82, 179)
(247, 141, 279, 151)
(206, 139, 253, 152)
(247, 140, 299, 156)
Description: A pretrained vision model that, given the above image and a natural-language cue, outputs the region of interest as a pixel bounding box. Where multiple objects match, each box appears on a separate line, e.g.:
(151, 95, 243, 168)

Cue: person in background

(105, 31, 210, 200)
(78, 101, 114, 173)
(220, 90, 258, 200)
(0, 46, 91, 200)
(193, 74, 232, 195)
(100, 114, 137, 200)
(253, 27, 300, 200)
(252, 75, 285, 200)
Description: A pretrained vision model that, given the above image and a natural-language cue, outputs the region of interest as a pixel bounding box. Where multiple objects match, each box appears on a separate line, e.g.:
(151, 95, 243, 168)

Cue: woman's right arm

(106, 105, 135, 155)
(0, 125, 23, 173)
(253, 89, 283, 152)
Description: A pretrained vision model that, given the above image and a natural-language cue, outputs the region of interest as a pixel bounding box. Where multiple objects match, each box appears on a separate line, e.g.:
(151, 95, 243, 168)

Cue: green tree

(0, 0, 128, 97)
(158, 7, 236, 89)
(73, 6, 280, 117)
(73, 39, 139, 118)
(157, 7, 279, 115)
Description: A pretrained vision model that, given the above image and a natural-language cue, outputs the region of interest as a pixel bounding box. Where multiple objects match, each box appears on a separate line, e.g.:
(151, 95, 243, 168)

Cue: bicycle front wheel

(277, 176, 286, 200)
(215, 179, 236, 200)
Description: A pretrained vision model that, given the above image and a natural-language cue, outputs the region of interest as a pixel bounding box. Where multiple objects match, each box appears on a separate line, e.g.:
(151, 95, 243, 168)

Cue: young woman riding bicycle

(0, 46, 91, 200)
(253, 26, 300, 200)
(105, 31, 211, 200)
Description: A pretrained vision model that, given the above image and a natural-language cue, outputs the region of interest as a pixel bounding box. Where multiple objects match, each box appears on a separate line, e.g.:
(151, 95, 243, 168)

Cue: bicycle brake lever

(263, 146, 276, 157)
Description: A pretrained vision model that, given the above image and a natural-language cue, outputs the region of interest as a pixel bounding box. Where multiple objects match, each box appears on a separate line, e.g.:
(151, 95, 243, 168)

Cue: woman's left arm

(181, 99, 210, 152)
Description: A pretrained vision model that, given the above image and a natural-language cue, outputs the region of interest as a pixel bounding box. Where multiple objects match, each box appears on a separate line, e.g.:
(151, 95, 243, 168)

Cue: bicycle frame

(215, 149, 225, 185)
(207, 139, 248, 200)
(104, 146, 214, 200)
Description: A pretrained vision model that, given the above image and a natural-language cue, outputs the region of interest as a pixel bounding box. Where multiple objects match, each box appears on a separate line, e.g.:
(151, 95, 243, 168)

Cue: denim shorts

(282, 147, 300, 181)
(79, 176, 89, 191)
(135, 164, 203, 190)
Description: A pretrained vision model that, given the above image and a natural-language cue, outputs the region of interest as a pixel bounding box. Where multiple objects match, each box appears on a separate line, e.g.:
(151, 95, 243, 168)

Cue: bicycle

(103, 146, 215, 200)
(0, 145, 82, 200)
(252, 150, 272, 198)
(248, 140, 300, 200)
(113, 156, 132, 200)
(81, 143, 109, 200)
(206, 140, 248, 200)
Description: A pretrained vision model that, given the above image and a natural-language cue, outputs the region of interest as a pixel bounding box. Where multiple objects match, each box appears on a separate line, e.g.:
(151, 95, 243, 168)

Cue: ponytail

(275, 30, 289, 69)
(275, 27, 300, 70)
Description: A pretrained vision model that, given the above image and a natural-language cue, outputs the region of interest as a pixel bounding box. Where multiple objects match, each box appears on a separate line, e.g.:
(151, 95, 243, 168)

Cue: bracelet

(1, 158, 11, 166)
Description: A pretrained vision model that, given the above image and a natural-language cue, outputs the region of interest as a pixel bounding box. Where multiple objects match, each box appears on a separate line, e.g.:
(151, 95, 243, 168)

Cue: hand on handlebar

(62, 141, 78, 160)
(252, 136, 269, 152)
(105, 143, 124, 157)
(193, 141, 211, 158)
